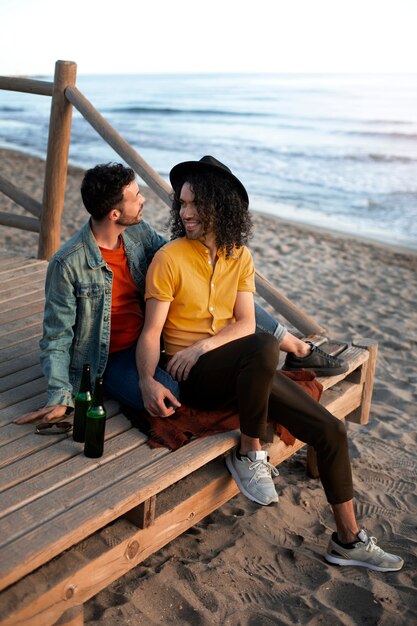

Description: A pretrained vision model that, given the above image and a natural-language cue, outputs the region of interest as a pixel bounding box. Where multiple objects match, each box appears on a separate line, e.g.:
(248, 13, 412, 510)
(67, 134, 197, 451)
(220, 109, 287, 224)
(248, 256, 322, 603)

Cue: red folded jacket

(143, 370, 322, 451)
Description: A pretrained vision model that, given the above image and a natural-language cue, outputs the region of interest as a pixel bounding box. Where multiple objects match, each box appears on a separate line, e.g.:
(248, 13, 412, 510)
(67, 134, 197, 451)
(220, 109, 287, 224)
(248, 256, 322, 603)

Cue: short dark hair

(170, 171, 252, 258)
(81, 163, 135, 220)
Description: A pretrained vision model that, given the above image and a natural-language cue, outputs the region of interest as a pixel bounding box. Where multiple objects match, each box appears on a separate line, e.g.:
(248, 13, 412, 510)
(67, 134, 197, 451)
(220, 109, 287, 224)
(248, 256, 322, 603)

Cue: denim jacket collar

(81, 221, 107, 270)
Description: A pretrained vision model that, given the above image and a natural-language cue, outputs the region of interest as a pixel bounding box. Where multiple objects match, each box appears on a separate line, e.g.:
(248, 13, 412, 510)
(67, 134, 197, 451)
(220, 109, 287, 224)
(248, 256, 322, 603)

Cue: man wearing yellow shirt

(136, 156, 403, 572)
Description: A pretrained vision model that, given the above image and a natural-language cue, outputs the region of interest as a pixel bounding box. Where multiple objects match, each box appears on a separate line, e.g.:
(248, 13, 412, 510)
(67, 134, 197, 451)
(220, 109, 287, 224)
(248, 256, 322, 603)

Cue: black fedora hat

(169, 155, 249, 204)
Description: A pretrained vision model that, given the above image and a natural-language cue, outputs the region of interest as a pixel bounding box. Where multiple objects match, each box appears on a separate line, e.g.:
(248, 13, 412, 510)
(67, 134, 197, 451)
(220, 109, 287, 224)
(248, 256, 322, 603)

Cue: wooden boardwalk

(0, 256, 377, 626)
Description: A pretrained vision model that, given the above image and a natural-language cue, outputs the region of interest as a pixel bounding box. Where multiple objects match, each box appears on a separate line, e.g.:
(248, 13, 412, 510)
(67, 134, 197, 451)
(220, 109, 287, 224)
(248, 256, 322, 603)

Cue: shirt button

(209, 306, 214, 311)
(208, 261, 211, 265)
(211, 283, 215, 288)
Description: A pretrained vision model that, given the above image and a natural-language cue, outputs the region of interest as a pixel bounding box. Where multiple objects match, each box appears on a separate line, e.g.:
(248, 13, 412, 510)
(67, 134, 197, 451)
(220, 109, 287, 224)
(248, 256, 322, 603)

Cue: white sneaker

(225, 449, 279, 506)
(325, 529, 404, 572)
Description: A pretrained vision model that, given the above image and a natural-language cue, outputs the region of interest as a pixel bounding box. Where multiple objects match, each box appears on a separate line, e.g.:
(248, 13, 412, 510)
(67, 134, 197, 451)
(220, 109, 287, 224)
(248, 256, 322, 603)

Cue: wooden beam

(347, 339, 378, 425)
(255, 270, 326, 335)
(65, 85, 172, 208)
(124, 495, 157, 528)
(0, 174, 42, 217)
(0, 76, 53, 97)
(0, 212, 40, 233)
(38, 61, 77, 260)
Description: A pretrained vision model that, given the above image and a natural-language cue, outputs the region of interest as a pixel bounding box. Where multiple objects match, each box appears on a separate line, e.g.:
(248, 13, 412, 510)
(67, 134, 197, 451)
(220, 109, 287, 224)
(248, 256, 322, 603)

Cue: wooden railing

(0, 60, 325, 335)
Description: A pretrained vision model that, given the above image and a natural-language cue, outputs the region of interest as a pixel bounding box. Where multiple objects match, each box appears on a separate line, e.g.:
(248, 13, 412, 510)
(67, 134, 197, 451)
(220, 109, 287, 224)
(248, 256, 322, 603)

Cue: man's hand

(166, 343, 205, 381)
(140, 378, 181, 417)
(14, 405, 68, 425)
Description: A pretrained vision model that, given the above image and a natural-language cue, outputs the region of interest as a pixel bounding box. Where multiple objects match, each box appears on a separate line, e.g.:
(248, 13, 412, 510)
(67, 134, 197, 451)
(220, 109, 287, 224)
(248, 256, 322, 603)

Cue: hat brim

(169, 160, 249, 204)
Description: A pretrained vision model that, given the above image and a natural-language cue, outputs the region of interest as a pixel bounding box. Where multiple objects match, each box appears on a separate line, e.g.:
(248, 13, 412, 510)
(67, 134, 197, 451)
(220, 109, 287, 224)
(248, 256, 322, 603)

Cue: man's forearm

(195, 317, 255, 356)
(136, 331, 161, 384)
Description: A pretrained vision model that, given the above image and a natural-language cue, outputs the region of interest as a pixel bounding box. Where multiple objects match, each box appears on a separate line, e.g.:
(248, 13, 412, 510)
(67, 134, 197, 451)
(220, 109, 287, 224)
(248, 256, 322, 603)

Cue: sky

(1, 0, 417, 76)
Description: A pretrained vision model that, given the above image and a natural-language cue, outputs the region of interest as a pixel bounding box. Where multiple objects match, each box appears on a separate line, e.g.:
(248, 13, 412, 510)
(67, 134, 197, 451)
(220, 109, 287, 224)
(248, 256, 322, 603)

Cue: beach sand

(1, 148, 417, 625)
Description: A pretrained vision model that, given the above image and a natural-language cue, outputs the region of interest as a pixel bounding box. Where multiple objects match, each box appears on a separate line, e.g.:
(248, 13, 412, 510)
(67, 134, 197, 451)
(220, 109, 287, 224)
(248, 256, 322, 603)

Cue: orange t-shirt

(100, 239, 144, 353)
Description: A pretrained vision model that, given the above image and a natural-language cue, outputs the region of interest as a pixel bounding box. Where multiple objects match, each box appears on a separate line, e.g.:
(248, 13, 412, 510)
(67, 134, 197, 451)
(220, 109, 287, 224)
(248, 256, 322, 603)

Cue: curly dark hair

(81, 163, 135, 220)
(170, 171, 253, 258)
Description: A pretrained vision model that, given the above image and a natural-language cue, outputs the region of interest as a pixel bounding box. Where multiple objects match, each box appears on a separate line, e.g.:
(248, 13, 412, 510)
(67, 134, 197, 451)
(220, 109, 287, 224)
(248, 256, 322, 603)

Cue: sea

(1, 73, 417, 250)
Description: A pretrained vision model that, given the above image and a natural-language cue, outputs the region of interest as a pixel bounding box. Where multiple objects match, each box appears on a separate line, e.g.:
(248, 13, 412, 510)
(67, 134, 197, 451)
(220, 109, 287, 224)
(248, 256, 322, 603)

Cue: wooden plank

(0, 279, 44, 304)
(0, 437, 301, 626)
(0, 430, 240, 590)
(0, 410, 129, 493)
(0, 258, 43, 273)
(321, 380, 363, 419)
(0, 325, 43, 350)
(0, 267, 46, 289)
(0, 423, 36, 447)
(0, 337, 41, 362)
(0, 268, 45, 298)
(0, 350, 41, 380)
(0, 429, 148, 518)
(0, 302, 44, 331)
(0, 407, 127, 471)
(0, 392, 47, 427)
(0, 377, 46, 410)
(0, 444, 169, 545)
(0, 364, 42, 393)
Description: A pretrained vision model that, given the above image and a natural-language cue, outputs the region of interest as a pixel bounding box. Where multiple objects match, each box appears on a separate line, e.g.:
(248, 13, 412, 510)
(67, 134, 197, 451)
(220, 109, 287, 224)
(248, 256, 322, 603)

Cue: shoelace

(248, 458, 279, 484)
(309, 344, 342, 363)
(364, 536, 384, 554)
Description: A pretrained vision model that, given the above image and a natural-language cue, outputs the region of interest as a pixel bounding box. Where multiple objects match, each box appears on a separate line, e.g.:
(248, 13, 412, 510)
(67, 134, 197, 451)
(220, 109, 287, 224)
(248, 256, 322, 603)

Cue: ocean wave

(105, 106, 266, 117)
(0, 106, 24, 113)
(343, 130, 417, 141)
(237, 144, 417, 164)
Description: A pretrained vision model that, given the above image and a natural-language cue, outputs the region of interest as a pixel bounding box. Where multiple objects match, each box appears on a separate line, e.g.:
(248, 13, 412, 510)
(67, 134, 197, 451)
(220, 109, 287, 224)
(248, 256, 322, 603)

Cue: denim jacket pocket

(73, 283, 106, 351)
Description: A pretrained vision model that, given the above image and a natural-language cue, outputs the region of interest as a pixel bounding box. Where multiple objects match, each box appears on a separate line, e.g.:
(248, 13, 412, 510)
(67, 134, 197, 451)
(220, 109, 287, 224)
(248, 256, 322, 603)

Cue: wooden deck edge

(0, 334, 377, 625)
(0, 344, 374, 594)
(0, 434, 305, 626)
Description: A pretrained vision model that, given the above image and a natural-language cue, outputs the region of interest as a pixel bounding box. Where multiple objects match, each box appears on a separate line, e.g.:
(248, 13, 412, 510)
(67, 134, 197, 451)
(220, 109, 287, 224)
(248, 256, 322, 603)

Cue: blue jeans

(255, 303, 286, 341)
(103, 344, 180, 410)
(103, 306, 282, 410)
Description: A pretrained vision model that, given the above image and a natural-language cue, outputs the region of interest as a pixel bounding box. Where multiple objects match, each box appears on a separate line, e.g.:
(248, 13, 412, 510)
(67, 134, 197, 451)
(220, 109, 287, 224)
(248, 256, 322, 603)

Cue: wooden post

(346, 339, 378, 425)
(124, 495, 157, 528)
(38, 60, 77, 260)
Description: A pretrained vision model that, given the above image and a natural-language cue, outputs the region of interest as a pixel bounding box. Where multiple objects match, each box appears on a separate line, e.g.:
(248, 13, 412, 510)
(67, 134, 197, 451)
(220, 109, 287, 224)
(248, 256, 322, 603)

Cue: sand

(1, 148, 417, 625)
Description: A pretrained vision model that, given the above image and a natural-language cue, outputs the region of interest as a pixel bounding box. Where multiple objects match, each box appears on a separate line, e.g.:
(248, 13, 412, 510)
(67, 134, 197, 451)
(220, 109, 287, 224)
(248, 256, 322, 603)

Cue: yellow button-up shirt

(145, 238, 255, 356)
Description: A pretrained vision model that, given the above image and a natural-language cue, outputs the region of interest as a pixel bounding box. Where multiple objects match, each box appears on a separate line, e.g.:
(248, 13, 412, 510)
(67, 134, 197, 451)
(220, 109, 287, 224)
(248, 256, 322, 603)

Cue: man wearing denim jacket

(15, 162, 345, 425)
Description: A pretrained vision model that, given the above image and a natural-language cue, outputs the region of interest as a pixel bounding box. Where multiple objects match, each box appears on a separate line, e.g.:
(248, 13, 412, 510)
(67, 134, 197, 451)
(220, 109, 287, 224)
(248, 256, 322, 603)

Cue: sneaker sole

(225, 454, 278, 506)
(282, 365, 349, 377)
(324, 553, 403, 572)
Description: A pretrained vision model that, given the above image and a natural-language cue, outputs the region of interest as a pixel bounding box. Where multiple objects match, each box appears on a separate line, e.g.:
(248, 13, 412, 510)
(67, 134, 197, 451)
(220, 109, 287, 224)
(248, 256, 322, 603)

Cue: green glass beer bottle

(72, 364, 92, 442)
(84, 377, 106, 458)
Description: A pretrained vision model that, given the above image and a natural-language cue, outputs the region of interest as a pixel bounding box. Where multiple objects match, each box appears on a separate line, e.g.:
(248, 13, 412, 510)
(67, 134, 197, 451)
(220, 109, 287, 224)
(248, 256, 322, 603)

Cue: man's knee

(322, 417, 348, 449)
(250, 332, 280, 371)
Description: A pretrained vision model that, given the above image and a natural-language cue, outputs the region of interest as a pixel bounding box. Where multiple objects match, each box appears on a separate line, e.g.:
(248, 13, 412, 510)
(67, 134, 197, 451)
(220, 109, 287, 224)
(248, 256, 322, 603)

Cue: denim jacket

(40, 220, 166, 406)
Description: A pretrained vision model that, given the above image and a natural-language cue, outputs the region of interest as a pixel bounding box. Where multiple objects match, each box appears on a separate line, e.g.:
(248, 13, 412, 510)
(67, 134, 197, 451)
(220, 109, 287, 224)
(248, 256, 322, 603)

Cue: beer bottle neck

(92, 378, 104, 408)
(79, 365, 91, 394)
